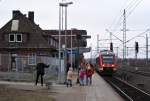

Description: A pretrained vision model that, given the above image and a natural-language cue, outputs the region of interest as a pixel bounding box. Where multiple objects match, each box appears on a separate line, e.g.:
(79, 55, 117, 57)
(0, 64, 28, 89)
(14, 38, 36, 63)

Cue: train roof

(100, 50, 115, 55)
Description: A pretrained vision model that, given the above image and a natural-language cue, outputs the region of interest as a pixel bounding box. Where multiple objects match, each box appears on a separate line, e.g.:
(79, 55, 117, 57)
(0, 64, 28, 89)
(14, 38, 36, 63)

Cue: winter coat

(67, 70, 73, 80)
(79, 69, 85, 78)
(86, 66, 94, 77)
(36, 63, 49, 75)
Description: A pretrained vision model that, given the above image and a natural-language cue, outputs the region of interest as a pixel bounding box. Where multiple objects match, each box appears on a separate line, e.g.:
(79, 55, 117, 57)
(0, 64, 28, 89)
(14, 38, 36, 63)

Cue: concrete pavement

(0, 73, 124, 101)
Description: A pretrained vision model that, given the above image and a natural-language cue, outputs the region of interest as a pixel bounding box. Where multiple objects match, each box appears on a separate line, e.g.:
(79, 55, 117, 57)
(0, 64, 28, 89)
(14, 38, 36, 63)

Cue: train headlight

(100, 68, 103, 71)
(112, 64, 115, 67)
(102, 64, 105, 67)
(113, 68, 117, 71)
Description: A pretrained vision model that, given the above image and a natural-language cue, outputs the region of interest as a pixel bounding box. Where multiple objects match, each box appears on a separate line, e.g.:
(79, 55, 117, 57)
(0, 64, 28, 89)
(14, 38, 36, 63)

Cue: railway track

(117, 68, 150, 77)
(102, 76, 150, 101)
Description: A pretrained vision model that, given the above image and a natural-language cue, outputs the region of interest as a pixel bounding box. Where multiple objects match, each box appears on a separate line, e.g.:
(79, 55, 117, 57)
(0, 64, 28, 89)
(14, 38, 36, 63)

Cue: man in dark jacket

(35, 62, 49, 86)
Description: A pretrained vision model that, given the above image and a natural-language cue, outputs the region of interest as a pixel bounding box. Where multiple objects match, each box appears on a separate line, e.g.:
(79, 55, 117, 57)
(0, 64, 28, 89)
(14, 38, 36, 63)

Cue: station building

(0, 10, 90, 72)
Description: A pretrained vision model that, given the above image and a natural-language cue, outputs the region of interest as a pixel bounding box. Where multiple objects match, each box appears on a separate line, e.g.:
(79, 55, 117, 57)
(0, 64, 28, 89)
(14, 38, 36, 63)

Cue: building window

(51, 38, 52, 45)
(9, 33, 22, 42)
(48, 37, 52, 45)
(28, 53, 36, 65)
(9, 34, 15, 42)
(16, 34, 22, 42)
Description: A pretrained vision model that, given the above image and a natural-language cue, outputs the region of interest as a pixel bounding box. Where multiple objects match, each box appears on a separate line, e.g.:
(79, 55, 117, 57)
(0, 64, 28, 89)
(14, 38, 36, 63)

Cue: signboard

(67, 47, 91, 54)
(79, 47, 91, 54)
(67, 49, 77, 54)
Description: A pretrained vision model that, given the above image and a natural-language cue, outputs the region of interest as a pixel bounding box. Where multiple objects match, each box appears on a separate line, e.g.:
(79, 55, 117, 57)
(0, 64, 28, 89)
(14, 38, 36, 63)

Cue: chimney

(12, 10, 21, 18)
(28, 11, 34, 23)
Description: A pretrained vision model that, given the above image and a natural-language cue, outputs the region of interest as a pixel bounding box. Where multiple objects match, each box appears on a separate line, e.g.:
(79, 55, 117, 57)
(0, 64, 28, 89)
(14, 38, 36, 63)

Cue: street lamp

(60, 1, 73, 75)
(71, 29, 73, 68)
(58, 2, 62, 83)
(60, 2, 73, 7)
(58, 1, 73, 83)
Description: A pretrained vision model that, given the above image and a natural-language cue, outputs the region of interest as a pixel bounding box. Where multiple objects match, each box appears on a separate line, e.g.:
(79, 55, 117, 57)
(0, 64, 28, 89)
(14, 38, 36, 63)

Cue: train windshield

(102, 55, 114, 64)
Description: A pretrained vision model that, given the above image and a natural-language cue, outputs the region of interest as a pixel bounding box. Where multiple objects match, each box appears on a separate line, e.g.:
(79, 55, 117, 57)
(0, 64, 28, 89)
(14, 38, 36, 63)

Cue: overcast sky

(0, 0, 149, 58)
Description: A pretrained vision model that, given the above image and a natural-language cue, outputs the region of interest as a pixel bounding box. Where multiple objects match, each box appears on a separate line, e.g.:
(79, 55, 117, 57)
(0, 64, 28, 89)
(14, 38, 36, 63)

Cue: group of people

(78, 63, 95, 86)
(66, 62, 95, 87)
(34, 61, 94, 87)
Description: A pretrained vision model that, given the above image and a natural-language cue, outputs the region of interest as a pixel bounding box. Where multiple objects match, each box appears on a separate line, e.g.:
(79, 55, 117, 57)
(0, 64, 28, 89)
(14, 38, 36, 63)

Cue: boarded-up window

(11, 20, 19, 31)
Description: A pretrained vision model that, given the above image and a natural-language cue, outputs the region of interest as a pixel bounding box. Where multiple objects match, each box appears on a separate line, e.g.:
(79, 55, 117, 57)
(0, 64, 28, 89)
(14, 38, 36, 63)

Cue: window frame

(28, 53, 36, 65)
(16, 33, 22, 42)
(9, 34, 15, 42)
(9, 33, 22, 43)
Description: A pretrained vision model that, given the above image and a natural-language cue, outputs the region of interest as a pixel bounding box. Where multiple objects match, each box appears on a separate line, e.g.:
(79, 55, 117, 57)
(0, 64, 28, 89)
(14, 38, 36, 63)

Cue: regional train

(95, 50, 117, 75)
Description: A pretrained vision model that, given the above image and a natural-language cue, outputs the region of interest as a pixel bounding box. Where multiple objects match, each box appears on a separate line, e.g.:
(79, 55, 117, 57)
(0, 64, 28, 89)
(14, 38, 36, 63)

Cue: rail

(103, 76, 150, 101)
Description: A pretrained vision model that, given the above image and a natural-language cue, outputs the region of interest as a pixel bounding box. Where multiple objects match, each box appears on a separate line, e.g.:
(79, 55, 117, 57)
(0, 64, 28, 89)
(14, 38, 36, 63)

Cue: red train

(95, 50, 117, 75)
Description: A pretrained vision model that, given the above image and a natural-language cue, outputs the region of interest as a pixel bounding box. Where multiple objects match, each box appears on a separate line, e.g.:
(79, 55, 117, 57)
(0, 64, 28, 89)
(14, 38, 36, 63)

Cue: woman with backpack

(86, 63, 94, 85)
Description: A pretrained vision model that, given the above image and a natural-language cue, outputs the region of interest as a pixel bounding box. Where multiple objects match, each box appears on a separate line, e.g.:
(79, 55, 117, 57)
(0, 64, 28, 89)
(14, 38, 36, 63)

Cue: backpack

(86, 66, 94, 77)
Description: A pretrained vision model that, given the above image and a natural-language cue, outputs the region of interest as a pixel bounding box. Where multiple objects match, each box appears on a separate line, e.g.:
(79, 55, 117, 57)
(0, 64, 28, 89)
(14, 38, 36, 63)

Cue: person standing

(86, 63, 94, 85)
(79, 67, 86, 86)
(76, 63, 82, 84)
(35, 62, 49, 86)
(66, 67, 73, 87)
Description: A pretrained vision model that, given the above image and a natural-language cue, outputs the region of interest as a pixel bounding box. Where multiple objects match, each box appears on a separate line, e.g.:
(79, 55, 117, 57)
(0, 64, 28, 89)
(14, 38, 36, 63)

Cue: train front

(98, 50, 117, 75)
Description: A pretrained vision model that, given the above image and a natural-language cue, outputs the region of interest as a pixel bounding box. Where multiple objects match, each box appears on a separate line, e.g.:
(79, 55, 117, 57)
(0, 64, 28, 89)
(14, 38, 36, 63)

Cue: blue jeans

(79, 77, 84, 86)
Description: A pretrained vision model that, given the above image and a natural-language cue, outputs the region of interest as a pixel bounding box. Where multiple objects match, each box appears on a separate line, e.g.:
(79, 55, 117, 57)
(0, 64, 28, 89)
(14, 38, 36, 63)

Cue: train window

(102, 55, 113, 59)
(102, 55, 114, 64)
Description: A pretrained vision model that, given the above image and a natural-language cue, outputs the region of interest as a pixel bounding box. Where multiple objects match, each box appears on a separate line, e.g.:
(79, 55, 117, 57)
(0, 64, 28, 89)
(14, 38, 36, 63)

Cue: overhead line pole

(123, 9, 127, 61)
(146, 34, 148, 65)
(97, 34, 99, 53)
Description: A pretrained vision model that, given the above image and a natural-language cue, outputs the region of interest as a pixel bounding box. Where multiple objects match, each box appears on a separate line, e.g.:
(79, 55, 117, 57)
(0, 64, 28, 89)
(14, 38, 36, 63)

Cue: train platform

(51, 73, 124, 101)
(0, 73, 124, 101)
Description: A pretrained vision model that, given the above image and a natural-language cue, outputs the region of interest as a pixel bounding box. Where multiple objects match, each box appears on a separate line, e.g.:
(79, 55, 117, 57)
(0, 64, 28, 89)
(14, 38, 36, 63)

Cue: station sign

(67, 47, 91, 54)
(67, 49, 77, 54)
(79, 47, 91, 54)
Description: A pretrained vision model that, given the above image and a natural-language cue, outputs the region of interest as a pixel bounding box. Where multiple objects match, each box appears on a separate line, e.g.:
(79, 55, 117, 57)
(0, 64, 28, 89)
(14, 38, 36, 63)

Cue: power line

(108, 0, 133, 31)
(125, 0, 139, 11)
(109, 0, 144, 33)
(126, 29, 149, 43)
(126, 0, 143, 18)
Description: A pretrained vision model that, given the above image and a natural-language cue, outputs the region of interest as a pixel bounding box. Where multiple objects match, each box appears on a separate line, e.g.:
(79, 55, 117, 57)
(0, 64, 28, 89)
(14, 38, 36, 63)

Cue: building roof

(0, 10, 57, 52)
(44, 29, 88, 47)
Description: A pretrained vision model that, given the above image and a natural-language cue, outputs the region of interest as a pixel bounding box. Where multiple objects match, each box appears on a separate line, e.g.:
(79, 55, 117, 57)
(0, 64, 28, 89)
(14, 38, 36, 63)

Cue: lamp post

(58, 1, 73, 83)
(71, 29, 73, 68)
(60, 1, 73, 75)
(58, 2, 62, 83)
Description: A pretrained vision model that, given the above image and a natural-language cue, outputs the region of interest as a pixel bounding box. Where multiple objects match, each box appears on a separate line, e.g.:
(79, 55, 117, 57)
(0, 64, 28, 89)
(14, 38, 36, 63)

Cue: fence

(0, 53, 62, 82)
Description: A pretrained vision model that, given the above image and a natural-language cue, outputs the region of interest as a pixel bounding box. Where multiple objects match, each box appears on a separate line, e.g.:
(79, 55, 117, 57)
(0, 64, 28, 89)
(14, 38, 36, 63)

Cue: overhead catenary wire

(106, 0, 144, 50)
(126, 29, 149, 43)
(108, 0, 128, 31)
(112, 0, 141, 30)
(125, 0, 140, 11)
(108, 0, 144, 33)
(127, 0, 143, 18)
(108, 0, 131, 31)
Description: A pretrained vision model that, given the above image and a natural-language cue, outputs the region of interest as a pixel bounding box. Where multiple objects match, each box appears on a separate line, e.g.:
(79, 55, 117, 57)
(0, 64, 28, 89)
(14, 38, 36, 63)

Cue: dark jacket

(36, 63, 49, 75)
